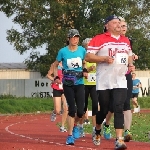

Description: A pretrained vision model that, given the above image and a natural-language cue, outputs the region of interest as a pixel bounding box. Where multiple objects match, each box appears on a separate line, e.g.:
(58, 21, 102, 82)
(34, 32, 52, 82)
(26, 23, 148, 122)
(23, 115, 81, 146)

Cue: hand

(105, 56, 114, 64)
(128, 64, 135, 72)
(88, 65, 96, 72)
(132, 54, 138, 60)
(83, 72, 88, 79)
(54, 79, 61, 84)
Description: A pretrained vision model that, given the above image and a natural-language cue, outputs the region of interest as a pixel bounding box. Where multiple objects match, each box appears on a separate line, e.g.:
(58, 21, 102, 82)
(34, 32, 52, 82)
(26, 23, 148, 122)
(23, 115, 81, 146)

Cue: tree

(0, 0, 150, 76)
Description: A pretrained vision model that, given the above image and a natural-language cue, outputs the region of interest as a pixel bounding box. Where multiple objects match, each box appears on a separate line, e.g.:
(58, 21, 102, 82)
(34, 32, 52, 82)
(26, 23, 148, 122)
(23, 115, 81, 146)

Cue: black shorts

(53, 89, 64, 97)
(131, 93, 139, 98)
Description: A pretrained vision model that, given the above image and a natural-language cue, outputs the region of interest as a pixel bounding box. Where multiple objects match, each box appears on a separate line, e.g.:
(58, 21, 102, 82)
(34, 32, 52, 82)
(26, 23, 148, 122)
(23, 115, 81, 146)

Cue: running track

(0, 111, 150, 150)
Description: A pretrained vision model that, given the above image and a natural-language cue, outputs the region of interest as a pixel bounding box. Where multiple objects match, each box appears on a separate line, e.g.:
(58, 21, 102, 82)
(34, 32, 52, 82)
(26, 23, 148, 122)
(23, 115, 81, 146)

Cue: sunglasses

(121, 25, 127, 28)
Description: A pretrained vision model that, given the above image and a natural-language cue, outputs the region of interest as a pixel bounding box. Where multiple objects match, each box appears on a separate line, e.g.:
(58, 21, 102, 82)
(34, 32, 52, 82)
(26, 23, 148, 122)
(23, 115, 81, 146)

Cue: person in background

(78, 38, 98, 138)
(83, 108, 91, 125)
(53, 29, 86, 145)
(46, 62, 68, 132)
(85, 15, 133, 149)
(103, 17, 138, 143)
(131, 72, 142, 113)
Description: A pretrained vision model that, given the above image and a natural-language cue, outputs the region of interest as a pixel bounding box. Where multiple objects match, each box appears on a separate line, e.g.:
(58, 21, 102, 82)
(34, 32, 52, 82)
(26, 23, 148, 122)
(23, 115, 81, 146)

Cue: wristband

(83, 68, 88, 73)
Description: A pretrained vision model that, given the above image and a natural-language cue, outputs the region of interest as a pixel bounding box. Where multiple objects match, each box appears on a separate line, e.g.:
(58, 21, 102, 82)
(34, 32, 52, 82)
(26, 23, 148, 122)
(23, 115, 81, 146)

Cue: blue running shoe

(103, 122, 111, 140)
(73, 126, 80, 139)
(79, 127, 85, 137)
(66, 135, 74, 145)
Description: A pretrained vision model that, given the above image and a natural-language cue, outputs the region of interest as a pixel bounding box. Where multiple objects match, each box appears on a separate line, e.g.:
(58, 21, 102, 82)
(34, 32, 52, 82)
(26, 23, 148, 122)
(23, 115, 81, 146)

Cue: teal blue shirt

(56, 46, 86, 85)
(132, 79, 141, 93)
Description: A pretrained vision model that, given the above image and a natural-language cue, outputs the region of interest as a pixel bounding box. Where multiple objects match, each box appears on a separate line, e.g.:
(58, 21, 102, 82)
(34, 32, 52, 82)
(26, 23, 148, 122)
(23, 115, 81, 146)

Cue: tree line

(0, 0, 150, 76)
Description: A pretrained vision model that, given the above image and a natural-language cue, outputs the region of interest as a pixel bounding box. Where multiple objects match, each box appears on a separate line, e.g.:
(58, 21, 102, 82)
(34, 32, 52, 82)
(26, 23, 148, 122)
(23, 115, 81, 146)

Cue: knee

(77, 110, 84, 118)
(92, 108, 98, 116)
(115, 104, 124, 113)
(124, 102, 130, 111)
(68, 110, 76, 117)
(109, 107, 114, 113)
(63, 104, 68, 112)
(92, 104, 98, 116)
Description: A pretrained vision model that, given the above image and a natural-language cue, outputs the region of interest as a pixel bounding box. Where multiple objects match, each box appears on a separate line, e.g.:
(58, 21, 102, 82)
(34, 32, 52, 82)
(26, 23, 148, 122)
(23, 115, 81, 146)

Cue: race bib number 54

(116, 53, 128, 65)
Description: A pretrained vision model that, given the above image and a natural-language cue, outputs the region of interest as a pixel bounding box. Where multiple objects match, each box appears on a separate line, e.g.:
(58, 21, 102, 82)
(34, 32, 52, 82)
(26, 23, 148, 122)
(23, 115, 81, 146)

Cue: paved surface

(0, 113, 150, 150)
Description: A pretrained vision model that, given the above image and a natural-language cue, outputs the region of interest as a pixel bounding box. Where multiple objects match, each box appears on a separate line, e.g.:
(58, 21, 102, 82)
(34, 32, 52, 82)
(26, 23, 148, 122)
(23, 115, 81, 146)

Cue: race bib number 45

(116, 53, 128, 65)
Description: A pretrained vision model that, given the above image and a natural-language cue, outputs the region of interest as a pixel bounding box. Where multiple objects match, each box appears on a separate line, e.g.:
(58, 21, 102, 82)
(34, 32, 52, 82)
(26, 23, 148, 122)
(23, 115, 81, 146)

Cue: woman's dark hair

(66, 40, 69, 45)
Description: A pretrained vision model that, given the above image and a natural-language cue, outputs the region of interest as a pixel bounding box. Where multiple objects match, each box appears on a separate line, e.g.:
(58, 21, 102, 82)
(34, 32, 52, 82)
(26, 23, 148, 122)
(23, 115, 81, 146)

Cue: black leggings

(84, 85, 98, 116)
(97, 88, 127, 129)
(124, 73, 132, 111)
(63, 84, 85, 118)
(109, 73, 132, 112)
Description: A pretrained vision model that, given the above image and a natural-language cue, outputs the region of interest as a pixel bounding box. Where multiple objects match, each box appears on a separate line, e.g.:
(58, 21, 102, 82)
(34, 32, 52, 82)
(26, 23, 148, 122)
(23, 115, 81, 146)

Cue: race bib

(67, 57, 82, 69)
(58, 83, 63, 89)
(116, 53, 128, 65)
(87, 73, 96, 82)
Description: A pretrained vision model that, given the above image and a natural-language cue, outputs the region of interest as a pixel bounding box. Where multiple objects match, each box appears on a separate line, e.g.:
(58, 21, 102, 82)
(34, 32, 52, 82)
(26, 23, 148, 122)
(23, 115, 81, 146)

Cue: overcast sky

(0, 12, 46, 63)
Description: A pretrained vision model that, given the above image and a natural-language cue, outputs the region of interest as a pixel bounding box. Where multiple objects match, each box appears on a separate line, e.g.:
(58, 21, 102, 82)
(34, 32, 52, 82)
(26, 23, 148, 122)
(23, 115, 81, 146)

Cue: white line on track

(5, 118, 97, 150)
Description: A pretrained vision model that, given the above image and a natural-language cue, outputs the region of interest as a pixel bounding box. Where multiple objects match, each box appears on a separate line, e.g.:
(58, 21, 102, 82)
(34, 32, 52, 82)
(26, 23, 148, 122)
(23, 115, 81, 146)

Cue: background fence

(0, 79, 52, 98)
(0, 78, 149, 98)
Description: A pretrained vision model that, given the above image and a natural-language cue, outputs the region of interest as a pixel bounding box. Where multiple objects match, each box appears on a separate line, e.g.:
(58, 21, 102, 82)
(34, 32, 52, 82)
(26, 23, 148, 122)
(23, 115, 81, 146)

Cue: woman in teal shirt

(53, 29, 86, 145)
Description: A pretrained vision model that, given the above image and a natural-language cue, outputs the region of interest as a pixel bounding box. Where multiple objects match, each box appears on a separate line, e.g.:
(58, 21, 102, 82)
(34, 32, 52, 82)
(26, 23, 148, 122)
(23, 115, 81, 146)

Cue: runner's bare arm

(46, 63, 54, 81)
(82, 60, 88, 78)
(138, 82, 142, 88)
(53, 60, 59, 77)
(128, 56, 133, 65)
(82, 60, 86, 68)
(85, 53, 114, 64)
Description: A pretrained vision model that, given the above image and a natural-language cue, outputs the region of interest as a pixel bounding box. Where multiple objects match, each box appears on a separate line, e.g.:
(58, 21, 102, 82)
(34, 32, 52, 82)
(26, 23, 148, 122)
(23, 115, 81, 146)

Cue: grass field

(0, 96, 150, 142)
(81, 113, 150, 142)
(0, 96, 150, 114)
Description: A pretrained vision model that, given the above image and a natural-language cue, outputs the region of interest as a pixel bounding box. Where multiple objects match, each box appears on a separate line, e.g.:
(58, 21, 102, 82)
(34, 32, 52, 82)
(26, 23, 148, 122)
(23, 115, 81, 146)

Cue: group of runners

(46, 15, 140, 150)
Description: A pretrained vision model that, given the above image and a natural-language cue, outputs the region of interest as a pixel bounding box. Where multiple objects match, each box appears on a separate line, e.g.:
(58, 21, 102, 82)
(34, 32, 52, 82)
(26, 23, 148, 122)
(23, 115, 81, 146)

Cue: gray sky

(0, 12, 46, 63)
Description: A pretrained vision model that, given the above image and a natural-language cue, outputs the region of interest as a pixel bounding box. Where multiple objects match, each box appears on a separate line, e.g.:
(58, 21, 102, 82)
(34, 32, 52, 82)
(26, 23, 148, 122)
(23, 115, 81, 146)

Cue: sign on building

(25, 79, 52, 98)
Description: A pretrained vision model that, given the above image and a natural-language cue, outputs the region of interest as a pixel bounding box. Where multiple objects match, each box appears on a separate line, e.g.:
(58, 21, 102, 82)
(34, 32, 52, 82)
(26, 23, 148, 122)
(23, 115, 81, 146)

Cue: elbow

(85, 55, 88, 62)
(85, 54, 91, 62)
(46, 74, 49, 79)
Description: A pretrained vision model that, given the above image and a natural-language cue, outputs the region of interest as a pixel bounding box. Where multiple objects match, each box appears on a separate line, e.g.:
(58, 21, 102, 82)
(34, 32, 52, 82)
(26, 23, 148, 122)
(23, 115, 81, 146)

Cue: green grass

(57, 113, 150, 142)
(0, 95, 150, 114)
(0, 96, 150, 142)
(0, 97, 54, 114)
(81, 113, 150, 142)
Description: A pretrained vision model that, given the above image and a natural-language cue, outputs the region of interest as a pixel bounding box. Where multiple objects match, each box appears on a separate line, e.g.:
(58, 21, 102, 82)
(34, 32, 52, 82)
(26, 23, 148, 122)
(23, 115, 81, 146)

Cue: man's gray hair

(82, 38, 92, 46)
(118, 16, 125, 22)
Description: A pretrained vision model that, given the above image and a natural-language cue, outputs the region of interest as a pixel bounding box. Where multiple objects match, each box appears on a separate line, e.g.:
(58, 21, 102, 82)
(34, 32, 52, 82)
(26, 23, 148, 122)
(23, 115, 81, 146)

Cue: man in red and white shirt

(85, 15, 133, 150)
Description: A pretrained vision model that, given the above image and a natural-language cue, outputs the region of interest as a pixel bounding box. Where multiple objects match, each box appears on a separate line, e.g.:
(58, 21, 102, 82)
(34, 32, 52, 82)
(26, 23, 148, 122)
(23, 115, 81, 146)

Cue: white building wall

(0, 79, 52, 98)
(0, 70, 42, 79)
(135, 70, 150, 77)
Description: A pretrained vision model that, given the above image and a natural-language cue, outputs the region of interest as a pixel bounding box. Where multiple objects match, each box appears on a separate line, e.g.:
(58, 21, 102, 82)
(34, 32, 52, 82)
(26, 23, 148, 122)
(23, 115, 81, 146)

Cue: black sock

(104, 123, 109, 128)
(125, 129, 129, 132)
(95, 129, 101, 135)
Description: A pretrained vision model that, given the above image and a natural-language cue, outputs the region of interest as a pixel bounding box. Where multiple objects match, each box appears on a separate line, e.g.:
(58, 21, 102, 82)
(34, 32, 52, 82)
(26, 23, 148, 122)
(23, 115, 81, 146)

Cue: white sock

(79, 124, 83, 128)
(93, 126, 95, 131)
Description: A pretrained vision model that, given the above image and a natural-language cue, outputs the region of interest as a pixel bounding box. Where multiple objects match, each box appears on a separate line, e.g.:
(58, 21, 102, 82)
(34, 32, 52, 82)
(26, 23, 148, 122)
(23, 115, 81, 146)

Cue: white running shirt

(87, 32, 132, 90)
